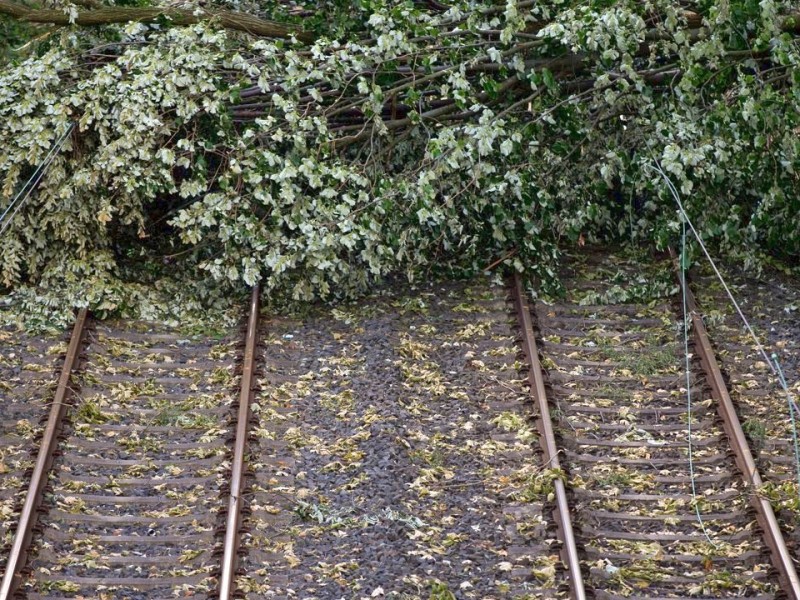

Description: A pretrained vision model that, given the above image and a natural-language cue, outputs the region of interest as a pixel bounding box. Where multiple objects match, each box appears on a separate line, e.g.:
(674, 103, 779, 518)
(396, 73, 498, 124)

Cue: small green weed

(75, 399, 111, 424)
(743, 418, 767, 450)
(429, 581, 456, 600)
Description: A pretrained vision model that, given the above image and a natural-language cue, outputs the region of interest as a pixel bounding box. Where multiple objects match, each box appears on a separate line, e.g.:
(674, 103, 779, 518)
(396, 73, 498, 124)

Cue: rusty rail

(511, 274, 586, 600)
(218, 285, 261, 600)
(0, 308, 88, 600)
(675, 252, 800, 598)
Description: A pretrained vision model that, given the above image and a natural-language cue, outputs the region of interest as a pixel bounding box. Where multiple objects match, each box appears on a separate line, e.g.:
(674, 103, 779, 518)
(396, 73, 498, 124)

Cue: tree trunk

(0, 0, 314, 41)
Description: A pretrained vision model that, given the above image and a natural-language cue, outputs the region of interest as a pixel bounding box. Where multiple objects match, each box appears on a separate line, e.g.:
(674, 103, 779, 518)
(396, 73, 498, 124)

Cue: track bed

(4, 252, 800, 599)
(0, 319, 65, 574)
(238, 281, 567, 599)
(21, 321, 239, 598)
(528, 250, 783, 598)
(693, 264, 800, 553)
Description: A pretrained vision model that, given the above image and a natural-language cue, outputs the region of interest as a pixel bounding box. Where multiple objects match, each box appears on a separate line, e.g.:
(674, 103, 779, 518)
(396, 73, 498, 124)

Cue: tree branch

(0, 0, 315, 41)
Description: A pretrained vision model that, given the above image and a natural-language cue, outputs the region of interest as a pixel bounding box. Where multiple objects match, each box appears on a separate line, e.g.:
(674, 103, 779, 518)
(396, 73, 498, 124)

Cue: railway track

(513, 249, 800, 599)
(1, 248, 800, 599)
(0, 293, 259, 599)
(691, 264, 800, 560)
(0, 312, 78, 579)
(2, 282, 568, 599)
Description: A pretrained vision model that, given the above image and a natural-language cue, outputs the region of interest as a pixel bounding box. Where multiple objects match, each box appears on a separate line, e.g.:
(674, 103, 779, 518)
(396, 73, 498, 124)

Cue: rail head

(511, 274, 587, 600)
(0, 308, 89, 600)
(218, 285, 261, 600)
(672, 250, 800, 599)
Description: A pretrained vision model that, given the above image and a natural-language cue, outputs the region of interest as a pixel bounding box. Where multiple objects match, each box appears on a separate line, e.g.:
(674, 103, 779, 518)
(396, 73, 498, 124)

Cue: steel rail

(511, 274, 587, 600)
(219, 285, 261, 600)
(674, 252, 800, 598)
(1, 308, 88, 600)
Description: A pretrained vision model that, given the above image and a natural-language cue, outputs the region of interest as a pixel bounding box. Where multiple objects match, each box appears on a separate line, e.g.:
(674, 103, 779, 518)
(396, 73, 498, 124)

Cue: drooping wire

(0, 123, 74, 238)
(647, 162, 778, 377)
(648, 160, 800, 504)
(0, 123, 72, 223)
(680, 216, 716, 545)
(775, 356, 800, 498)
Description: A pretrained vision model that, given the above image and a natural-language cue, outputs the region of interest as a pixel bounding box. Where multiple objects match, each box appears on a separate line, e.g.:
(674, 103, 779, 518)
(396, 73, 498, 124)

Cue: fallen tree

(0, 0, 313, 40)
(0, 0, 798, 324)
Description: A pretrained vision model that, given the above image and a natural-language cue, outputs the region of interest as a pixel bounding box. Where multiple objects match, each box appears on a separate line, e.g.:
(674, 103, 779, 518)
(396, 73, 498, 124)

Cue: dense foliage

(0, 0, 798, 325)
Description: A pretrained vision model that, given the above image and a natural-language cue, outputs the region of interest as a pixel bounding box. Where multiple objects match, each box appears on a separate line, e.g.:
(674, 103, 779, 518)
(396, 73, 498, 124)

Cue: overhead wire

(680, 216, 716, 544)
(648, 162, 781, 377)
(0, 123, 75, 238)
(645, 161, 715, 542)
(648, 160, 800, 503)
(0, 123, 73, 224)
(775, 357, 800, 498)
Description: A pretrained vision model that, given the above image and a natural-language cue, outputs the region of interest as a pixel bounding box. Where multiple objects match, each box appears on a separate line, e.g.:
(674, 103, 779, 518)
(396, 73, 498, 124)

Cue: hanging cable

(680, 216, 716, 544)
(0, 123, 73, 224)
(648, 159, 800, 504)
(648, 161, 800, 415)
(0, 123, 74, 237)
(647, 162, 778, 376)
(775, 356, 800, 498)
